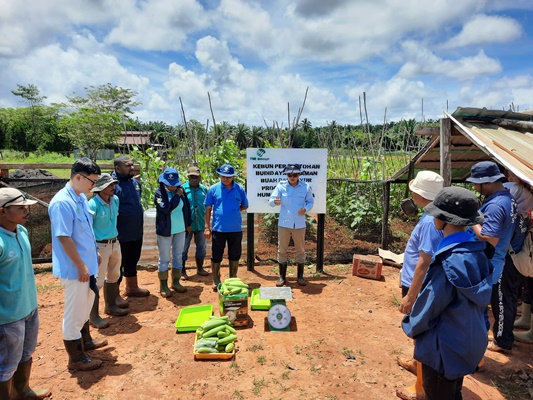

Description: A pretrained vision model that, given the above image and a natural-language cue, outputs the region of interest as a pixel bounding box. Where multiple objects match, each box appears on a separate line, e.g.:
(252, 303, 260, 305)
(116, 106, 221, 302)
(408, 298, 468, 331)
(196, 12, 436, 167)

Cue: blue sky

(1, 0, 533, 127)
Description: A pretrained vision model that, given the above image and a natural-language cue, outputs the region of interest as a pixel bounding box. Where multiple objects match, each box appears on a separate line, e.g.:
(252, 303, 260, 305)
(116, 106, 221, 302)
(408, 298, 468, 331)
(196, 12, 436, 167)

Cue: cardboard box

(218, 288, 249, 327)
(352, 254, 382, 280)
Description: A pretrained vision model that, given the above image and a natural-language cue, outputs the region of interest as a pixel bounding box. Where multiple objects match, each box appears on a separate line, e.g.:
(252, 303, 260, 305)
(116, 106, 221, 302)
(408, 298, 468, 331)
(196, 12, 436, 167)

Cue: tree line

(0, 83, 433, 159)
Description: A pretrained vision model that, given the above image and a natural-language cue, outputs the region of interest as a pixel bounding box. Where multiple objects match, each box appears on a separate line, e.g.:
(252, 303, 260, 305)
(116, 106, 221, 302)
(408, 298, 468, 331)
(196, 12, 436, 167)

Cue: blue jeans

(157, 232, 186, 272)
(0, 308, 39, 380)
(182, 230, 207, 262)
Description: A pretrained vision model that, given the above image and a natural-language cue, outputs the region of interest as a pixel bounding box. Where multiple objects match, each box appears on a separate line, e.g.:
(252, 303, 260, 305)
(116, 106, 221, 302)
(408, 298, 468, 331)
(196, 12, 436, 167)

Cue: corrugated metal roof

(391, 109, 533, 186)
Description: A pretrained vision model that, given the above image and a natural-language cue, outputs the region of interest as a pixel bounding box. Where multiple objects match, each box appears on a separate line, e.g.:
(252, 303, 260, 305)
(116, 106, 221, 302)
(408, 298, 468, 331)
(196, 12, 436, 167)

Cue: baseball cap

(0, 188, 38, 208)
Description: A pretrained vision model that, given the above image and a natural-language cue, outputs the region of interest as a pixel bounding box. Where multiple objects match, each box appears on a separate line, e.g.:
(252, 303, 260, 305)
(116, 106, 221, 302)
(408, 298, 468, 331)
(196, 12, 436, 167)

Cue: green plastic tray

(175, 304, 213, 332)
(250, 288, 271, 310)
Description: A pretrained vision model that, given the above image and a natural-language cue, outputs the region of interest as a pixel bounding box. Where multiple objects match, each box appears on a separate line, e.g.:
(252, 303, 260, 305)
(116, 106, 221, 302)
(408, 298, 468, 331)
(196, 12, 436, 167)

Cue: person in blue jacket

(268, 163, 314, 286)
(401, 186, 493, 400)
(154, 168, 192, 297)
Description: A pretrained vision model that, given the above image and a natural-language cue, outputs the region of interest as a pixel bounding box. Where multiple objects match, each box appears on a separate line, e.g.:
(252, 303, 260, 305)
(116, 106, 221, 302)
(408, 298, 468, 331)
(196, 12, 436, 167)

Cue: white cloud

(442, 14, 522, 48)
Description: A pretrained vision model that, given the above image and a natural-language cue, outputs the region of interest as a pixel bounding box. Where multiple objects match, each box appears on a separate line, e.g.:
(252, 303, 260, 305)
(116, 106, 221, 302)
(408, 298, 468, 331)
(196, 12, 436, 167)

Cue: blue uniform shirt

(205, 181, 248, 232)
(183, 182, 207, 232)
(401, 213, 444, 288)
(88, 194, 119, 241)
(0, 225, 38, 325)
(112, 172, 143, 242)
(268, 179, 314, 229)
(49, 184, 98, 279)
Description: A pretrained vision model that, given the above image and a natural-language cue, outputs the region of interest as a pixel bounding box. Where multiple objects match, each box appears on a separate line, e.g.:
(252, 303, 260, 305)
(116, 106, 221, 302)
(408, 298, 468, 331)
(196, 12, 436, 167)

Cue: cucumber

(217, 334, 237, 345)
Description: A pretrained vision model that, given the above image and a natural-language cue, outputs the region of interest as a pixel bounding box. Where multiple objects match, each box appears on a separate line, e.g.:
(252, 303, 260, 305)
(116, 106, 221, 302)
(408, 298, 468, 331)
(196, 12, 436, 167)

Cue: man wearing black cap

(467, 161, 518, 353)
(402, 186, 493, 400)
(268, 164, 314, 286)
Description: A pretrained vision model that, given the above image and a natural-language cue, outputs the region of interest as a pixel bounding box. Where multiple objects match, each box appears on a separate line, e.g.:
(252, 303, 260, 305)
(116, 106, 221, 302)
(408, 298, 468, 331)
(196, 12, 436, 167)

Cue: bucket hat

(159, 168, 182, 187)
(91, 173, 118, 192)
(187, 166, 201, 176)
(409, 171, 444, 201)
(0, 188, 37, 208)
(424, 186, 484, 226)
(282, 164, 303, 174)
(466, 161, 505, 184)
(216, 164, 237, 177)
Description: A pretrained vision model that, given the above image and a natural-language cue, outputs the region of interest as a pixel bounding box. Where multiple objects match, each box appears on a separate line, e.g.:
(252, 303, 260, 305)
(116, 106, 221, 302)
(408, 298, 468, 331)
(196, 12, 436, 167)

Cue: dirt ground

(29, 218, 533, 400)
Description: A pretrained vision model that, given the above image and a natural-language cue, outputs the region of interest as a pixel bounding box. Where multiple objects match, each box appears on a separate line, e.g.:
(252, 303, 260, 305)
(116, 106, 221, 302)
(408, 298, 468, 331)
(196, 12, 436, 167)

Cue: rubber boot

(80, 321, 108, 351)
(0, 378, 14, 400)
(115, 283, 129, 308)
(196, 257, 209, 276)
(104, 282, 129, 316)
(276, 262, 287, 287)
(212, 261, 221, 291)
(395, 360, 425, 400)
(89, 292, 109, 329)
(229, 260, 239, 278)
(297, 263, 306, 286)
(515, 318, 533, 343)
(64, 339, 101, 371)
(124, 276, 150, 297)
(514, 303, 531, 329)
(171, 269, 187, 293)
(181, 263, 189, 280)
(12, 358, 51, 399)
(158, 271, 173, 298)
(397, 357, 417, 375)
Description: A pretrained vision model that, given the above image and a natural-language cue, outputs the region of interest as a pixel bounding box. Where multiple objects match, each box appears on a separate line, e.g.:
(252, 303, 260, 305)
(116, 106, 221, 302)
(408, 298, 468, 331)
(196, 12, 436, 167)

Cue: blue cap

(282, 164, 302, 174)
(216, 164, 237, 177)
(466, 161, 505, 184)
(159, 168, 182, 187)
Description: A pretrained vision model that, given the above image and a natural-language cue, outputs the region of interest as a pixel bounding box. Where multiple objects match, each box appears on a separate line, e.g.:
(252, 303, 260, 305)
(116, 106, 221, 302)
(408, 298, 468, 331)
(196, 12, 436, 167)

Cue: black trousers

(117, 239, 143, 284)
(491, 254, 522, 350)
(211, 231, 242, 263)
(422, 364, 463, 400)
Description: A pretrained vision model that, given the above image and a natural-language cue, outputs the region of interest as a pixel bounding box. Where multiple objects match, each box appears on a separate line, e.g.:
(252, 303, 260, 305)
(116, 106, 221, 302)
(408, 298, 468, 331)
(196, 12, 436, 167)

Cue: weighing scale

(260, 287, 293, 332)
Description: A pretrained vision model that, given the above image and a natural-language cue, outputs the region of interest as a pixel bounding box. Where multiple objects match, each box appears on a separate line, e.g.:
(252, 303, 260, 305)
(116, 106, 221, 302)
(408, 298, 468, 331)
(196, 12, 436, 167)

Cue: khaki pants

(278, 226, 306, 264)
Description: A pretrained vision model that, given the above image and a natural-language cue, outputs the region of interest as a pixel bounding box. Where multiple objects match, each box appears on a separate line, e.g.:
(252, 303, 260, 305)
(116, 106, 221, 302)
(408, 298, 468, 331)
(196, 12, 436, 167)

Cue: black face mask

(401, 198, 418, 217)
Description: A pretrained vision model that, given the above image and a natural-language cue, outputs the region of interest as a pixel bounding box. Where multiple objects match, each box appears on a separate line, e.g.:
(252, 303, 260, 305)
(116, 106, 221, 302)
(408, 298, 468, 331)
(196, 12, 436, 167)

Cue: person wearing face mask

(402, 186, 493, 400)
(154, 168, 192, 297)
(396, 170, 444, 400)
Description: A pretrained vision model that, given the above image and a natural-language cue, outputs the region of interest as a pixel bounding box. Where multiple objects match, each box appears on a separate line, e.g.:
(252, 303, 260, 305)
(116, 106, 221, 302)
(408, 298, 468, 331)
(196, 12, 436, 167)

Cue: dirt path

(30, 262, 532, 400)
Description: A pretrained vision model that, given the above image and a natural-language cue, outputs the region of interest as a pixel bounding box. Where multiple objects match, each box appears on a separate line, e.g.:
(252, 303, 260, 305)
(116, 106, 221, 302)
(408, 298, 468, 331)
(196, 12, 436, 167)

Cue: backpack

(510, 228, 533, 277)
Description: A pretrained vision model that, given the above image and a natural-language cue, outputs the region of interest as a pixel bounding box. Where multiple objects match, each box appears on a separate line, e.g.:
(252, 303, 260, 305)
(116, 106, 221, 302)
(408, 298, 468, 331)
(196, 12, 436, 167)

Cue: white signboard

(246, 148, 328, 214)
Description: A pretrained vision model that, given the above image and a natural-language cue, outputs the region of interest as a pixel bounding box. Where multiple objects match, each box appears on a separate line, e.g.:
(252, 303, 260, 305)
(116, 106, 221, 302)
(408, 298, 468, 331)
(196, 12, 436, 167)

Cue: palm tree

(249, 126, 265, 148)
(300, 118, 312, 132)
(233, 123, 251, 150)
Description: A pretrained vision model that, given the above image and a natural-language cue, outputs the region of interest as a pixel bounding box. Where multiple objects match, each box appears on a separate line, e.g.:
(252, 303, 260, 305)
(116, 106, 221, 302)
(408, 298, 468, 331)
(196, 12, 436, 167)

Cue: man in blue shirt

(49, 157, 107, 371)
(467, 161, 518, 353)
(204, 164, 248, 290)
(268, 164, 314, 286)
(112, 156, 149, 299)
(0, 188, 50, 399)
(88, 173, 128, 329)
(181, 166, 209, 280)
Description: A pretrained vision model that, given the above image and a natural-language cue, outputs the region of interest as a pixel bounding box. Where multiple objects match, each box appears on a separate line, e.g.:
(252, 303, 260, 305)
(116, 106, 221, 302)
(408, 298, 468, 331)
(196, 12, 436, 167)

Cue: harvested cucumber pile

(219, 278, 249, 296)
(195, 316, 237, 353)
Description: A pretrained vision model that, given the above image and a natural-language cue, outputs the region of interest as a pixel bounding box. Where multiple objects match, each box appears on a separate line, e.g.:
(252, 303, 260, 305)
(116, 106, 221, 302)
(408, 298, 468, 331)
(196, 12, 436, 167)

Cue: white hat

(0, 188, 38, 207)
(409, 171, 444, 201)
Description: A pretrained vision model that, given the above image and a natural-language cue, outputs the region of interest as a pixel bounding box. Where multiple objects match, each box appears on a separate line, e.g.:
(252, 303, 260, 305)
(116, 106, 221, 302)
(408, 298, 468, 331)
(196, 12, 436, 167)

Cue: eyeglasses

(80, 174, 97, 186)
(288, 174, 300, 178)
(1, 193, 25, 208)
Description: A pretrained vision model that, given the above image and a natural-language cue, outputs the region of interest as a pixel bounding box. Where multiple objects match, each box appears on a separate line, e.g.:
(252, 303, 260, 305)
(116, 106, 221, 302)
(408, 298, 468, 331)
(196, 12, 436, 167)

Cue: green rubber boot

(158, 271, 172, 298)
(171, 269, 187, 293)
(229, 260, 239, 278)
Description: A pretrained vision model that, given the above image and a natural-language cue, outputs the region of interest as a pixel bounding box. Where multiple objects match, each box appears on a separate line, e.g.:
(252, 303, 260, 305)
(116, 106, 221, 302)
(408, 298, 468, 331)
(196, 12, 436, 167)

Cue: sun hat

(91, 173, 119, 192)
(216, 164, 237, 177)
(409, 171, 444, 201)
(466, 161, 506, 184)
(187, 166, 201, 177)
(424, 186, 484, 226)
(0, 188, 37, 208)
(159, 168, 182, 187)
(282, 164, 303, 174)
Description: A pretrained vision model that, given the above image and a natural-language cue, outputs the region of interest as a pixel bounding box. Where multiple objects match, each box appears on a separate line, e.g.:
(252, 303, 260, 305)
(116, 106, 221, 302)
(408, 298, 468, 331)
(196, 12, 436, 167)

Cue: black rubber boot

(12, 357, 51, 399)
(196, 257, 209, 276)
(229, 260, 239, 278)
(104, 282, 129, 316)
(0, 378, 13, 399)
(297, 263, 307, 286)
(212, 261, 221, 291)
(89, 292, 109, 329)
(276, 262, 287, 287)
(181, 263, 189, 280)
(63, 339, 102, 371)
(81, 321, 108, 351)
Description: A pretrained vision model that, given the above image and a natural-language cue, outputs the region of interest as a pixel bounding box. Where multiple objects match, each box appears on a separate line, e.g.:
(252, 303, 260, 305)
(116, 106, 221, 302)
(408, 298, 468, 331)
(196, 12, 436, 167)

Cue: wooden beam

(440, 118, 452, 186)
(493, 140, 533, 170)
(415, 126, 439, 136)
(493, 118, 533, 131)
(416, 161, 474, 169)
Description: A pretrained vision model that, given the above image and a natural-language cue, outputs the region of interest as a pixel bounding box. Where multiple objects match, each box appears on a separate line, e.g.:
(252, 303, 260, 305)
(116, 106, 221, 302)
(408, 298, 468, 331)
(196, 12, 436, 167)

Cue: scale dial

(267, 303, 291, 330)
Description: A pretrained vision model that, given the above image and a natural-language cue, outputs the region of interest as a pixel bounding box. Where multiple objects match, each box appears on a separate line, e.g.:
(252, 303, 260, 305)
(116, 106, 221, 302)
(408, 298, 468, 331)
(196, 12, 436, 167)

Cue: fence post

(316, 214, 325, 273)
(247, 213, 255, 271)
(381, 181, 391, 249)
